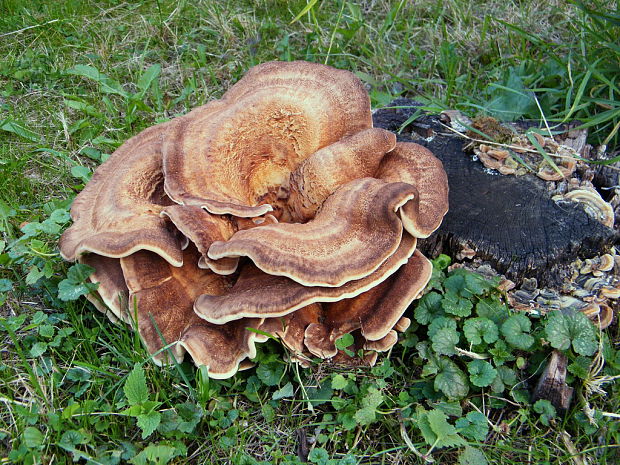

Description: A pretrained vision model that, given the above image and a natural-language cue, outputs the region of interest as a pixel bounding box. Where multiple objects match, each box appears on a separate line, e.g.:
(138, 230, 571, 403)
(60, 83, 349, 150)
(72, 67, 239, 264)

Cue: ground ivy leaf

(545, 312, 597, 356)
(414, 292, 444, 324)
(256, 362, 284, 386)
(533, 399, 556, 426)
(501, 314, 534, 350)
(435, 358, 469, 399)
(455, 411, 489, 441)
(467, 360, 497, 387)
(428, 317, 457, 338)
(463, 317, 498, 345)
(442, 291, 473, 317)
(124, 364, 149, 405)
(475, 296, 508, 325)
(431, 327, 460, 356)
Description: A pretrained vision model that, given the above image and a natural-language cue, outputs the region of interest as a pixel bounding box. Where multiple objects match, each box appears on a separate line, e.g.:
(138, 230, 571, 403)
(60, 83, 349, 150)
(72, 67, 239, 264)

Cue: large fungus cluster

(59, 61, 449, 378)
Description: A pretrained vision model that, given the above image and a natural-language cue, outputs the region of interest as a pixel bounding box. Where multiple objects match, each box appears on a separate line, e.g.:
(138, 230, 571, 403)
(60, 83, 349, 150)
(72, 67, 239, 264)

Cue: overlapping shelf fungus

(59, 61, 449, 378)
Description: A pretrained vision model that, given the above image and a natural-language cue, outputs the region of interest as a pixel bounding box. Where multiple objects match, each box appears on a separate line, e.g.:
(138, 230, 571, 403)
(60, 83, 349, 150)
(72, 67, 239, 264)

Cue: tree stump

(373, 99, 618, 287)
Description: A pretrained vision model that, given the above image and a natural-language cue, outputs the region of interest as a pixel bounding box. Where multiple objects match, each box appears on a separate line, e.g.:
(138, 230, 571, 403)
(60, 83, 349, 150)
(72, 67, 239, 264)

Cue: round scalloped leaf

(545, 311, 597, 356)
(414, 291, 444, 325)
(500, 314, 534, 350)
(431, 327, 460, 356)
(467, 360, 497, 387)
(463, 317, 499, 345)
(434, 358, 469, 399)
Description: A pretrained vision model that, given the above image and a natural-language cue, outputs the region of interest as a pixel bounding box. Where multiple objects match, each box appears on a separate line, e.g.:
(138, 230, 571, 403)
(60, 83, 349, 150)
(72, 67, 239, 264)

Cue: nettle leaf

(124, 364, 149, 405)
(423, 409, 466, 449)
(137, 411, 161, 439)
(501, 314, 534, 350)
(455, 411, 489, 441)
(435, 358, 469, 399)
(442, 291, 473, 317)
(428, 317, 457, 338)
(545, 312, 598, 356)
(533, 399, 556, 426)
(467, 360, 497, 387)
(463, 317, 498, 345)
(414, 291, 444, 324)
(475, 296, 509, 325)
(459, 445, 489, 465)
(568, 356, 592, 379)
(431, 327, 460, 356)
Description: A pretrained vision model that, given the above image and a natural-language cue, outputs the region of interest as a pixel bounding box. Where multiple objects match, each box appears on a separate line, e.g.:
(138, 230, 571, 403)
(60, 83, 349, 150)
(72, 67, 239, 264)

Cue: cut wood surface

(373, 99, 618, 286)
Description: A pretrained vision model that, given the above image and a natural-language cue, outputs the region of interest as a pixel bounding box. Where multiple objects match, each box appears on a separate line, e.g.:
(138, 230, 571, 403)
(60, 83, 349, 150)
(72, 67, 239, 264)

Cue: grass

(1, 0, 619, 463)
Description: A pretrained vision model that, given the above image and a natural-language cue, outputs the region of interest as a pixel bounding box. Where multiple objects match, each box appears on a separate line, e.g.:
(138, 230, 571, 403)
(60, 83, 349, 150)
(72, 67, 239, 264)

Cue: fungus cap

(376, 142, 449, 238)
(208, 177, 417, 287)
(59, 122, 183, 266)
(163, 61, 372, 217)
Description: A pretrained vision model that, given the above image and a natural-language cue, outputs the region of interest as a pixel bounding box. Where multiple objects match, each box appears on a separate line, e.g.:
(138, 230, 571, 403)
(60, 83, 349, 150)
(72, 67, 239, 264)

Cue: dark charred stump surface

(374, 99, 618, 287)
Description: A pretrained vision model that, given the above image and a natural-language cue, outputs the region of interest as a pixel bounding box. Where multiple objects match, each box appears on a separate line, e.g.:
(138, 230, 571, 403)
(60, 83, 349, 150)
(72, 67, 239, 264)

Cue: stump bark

(373, 99, 618, 286)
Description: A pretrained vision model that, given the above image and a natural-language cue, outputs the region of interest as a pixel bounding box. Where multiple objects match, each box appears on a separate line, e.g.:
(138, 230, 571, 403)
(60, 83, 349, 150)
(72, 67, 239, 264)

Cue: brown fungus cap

(59, 122, 183, 266)
(78, 254, 129, 324)
(377, 142, 449, 238)
(302, 250, 432, 356)
(161, 204, 238, 274)
(195, 233, 417, 324)
(287, 128, 396, 222)
(258, 303, 322, 357)
(208, 177, 417, 287)
(162, 61, 372, 217)
(120, 245, 262, 377)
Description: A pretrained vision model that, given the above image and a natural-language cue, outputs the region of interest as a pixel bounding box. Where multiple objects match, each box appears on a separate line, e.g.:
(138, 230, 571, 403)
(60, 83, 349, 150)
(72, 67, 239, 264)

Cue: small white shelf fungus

(59, 61, 449, 378)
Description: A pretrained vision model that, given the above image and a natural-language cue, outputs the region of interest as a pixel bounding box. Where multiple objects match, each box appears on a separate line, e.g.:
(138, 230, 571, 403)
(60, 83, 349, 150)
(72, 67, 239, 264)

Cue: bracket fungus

(59, 60, 449, 378)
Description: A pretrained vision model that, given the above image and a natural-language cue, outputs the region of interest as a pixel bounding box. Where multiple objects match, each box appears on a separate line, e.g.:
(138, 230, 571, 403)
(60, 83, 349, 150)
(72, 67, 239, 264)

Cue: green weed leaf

(425, 409, 466, 448)
(442, 291, 473, 317)
(501, 314, 534, 350)
(272, 382, 294, 400)
(459, 446, 489, 465)
(456, 411, 489, 441)
(435, 358, 469, 399)
(545, 312, 598, 356)
(137, 411, 161, 439)
(124, 364, 149, 405)
(533, 399, 556, 426)
(0, 119, 40, 142)
(467, 360, 497, 387)
(67, 65, 128, 97)
(431, 327, 460, 356)
(256, 362, 284, 387)
(463, 317, 499, 345)
(414, 292, 444, 324)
